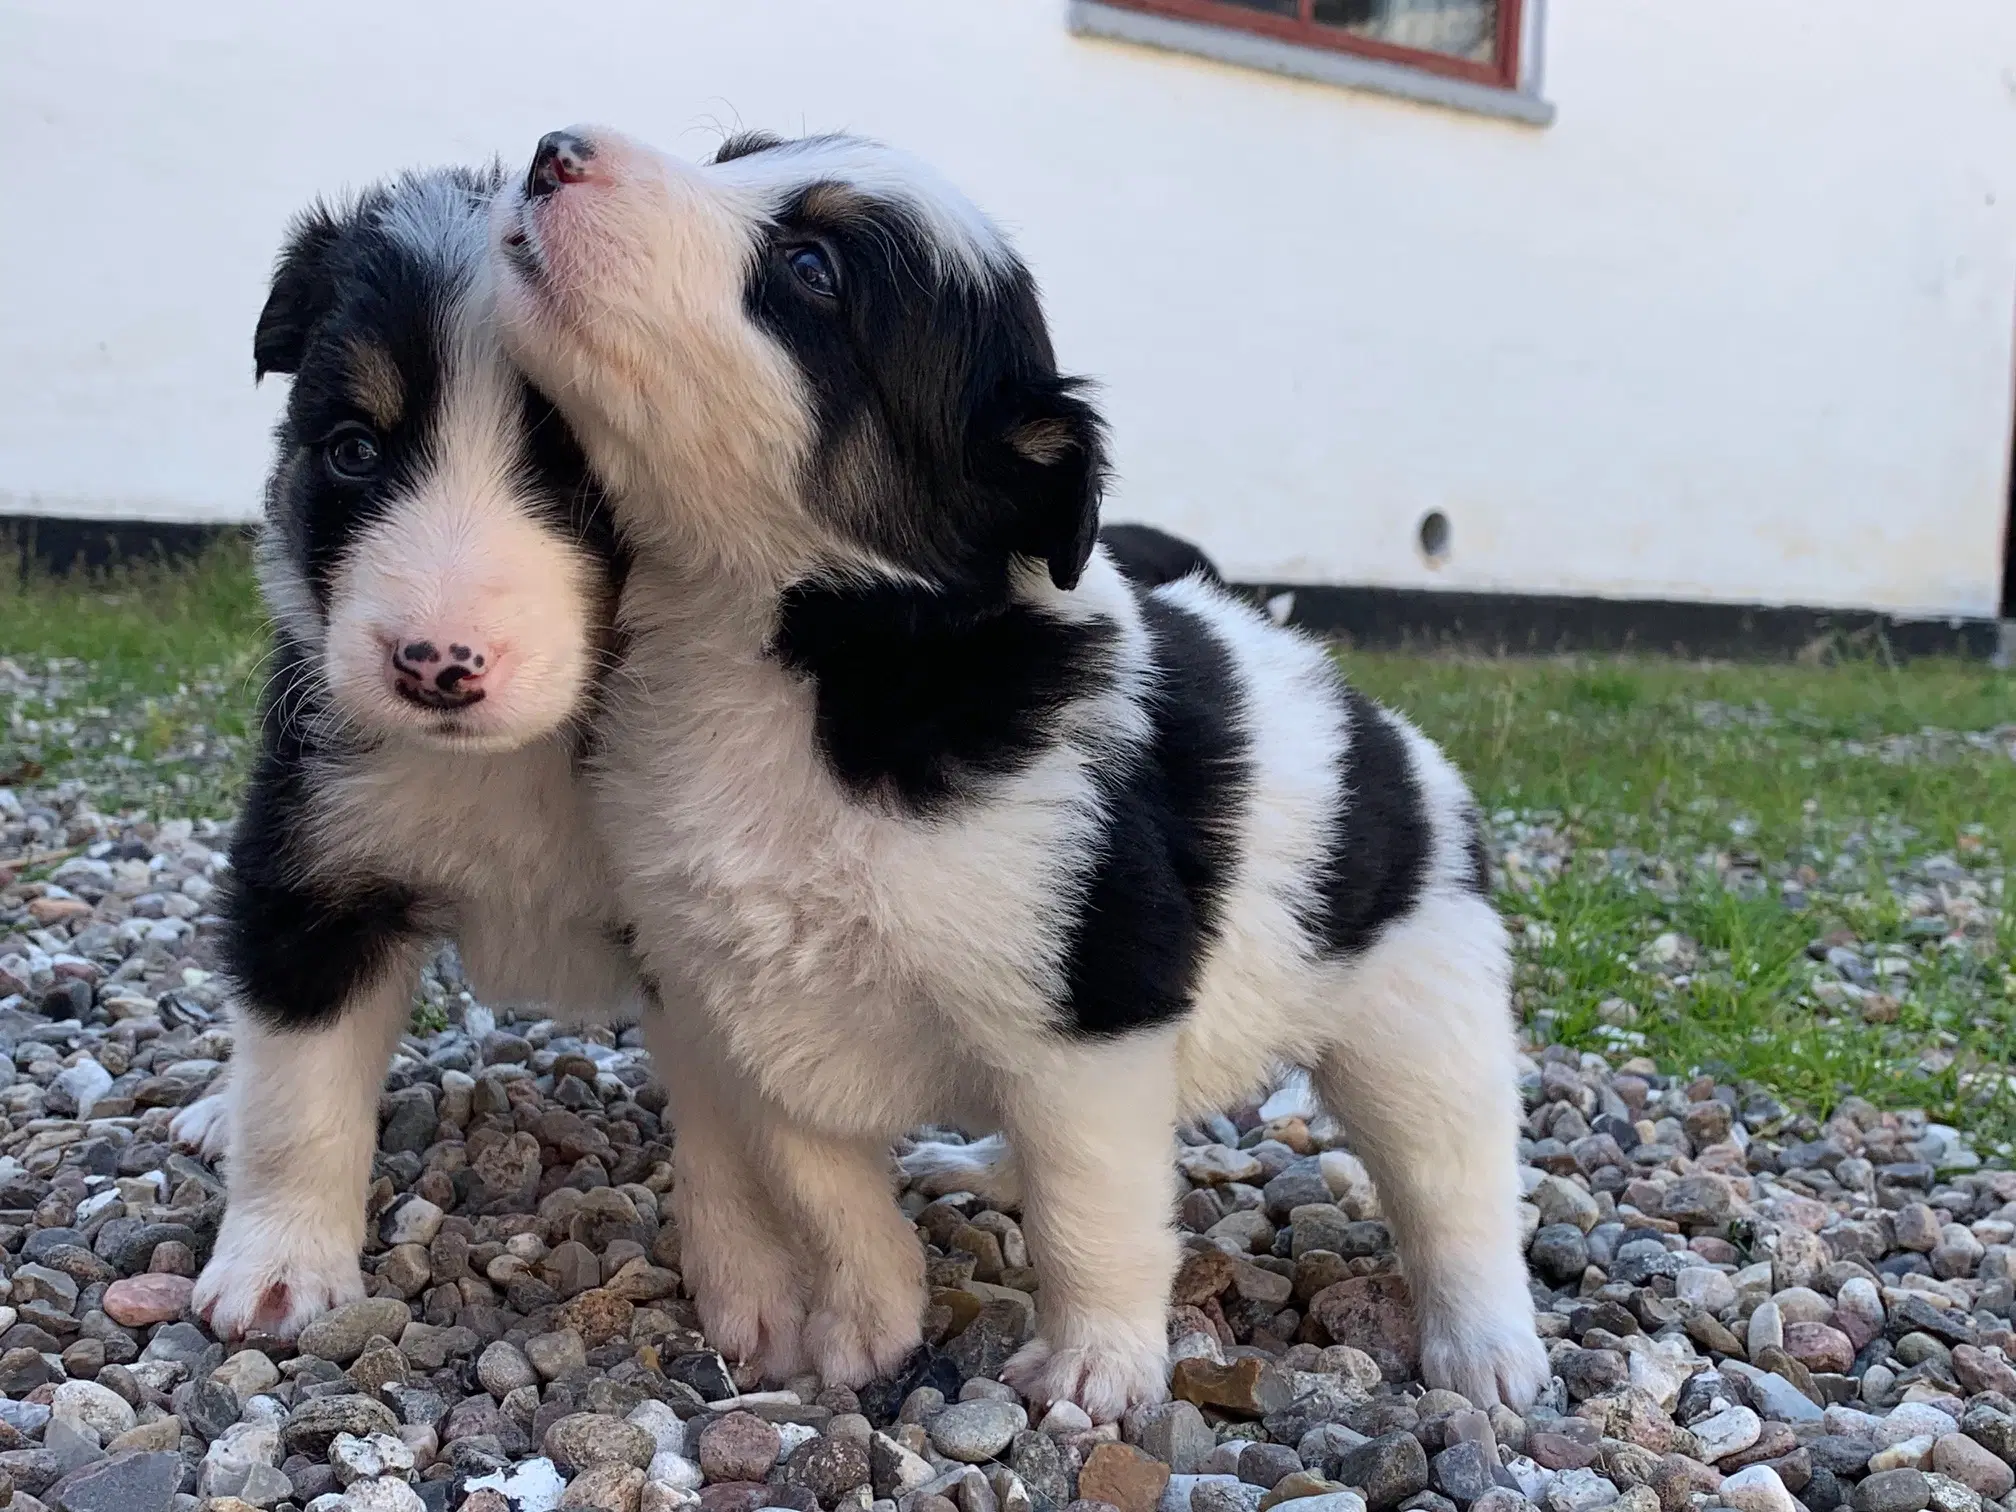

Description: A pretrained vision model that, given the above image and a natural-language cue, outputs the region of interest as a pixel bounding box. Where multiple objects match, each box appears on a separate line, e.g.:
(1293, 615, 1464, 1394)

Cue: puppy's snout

(390, 636, 493, 711)
(528, 131, 594, 199)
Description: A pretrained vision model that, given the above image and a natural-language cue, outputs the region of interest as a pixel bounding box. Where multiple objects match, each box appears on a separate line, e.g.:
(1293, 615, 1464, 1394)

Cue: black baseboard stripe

(2, 517, 252, 574)
(1248, 582, 2000, 661)
(0, 516, 1998, 661)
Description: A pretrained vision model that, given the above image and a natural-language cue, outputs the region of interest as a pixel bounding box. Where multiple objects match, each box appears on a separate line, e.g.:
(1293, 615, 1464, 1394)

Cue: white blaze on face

(323, 302, 598, 753)
(490, 127, 1011, 586)
(493, 128, 812, 580)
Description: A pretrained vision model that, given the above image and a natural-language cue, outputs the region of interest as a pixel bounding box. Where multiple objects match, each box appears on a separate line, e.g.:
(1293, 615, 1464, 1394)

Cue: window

(1069, 0, 1551, 126)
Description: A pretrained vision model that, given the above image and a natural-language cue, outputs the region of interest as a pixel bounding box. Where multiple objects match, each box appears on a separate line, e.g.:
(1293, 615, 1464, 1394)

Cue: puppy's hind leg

(647, 1018, 812, 1381)
(999, 1035, 1182, 1422)
(1307, 893, 1547, 1410)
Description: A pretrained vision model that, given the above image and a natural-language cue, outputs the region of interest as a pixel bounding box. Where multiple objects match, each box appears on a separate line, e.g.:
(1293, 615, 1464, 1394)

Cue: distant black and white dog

(181, 167, 644, 1340)
(492, 126, 1546, 1418)
(1098, 523, 1222, 589)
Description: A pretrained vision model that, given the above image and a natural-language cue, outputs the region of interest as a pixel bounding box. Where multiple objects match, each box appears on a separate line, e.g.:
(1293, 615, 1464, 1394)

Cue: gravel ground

(5, 776, 2016, 1512)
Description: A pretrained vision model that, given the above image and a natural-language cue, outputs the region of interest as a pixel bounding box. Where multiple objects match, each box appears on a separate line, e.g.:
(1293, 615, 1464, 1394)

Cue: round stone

(525, 1329, 588, 1381)
(52, 1379, 137, 1440)
(544, 1413, 656, 1474)
(565, 1464, 646, 1512)
(476, 1341, 540, 1398)
(1720, 1466, 1797, 1512)
(1854, 1470, 1931, 1512)
(1690, 1405, 1763, 1463)
(784, 1435, 873, 1502)
(697, 1412, 784, 1483)
(100, 1274, 194, 1327)
(295, 1298, 413, 1365)
(1931, 1435, 2014, 1499)
(1783, 1322, 1855, 1375)
(1529, 1225, 1590, 1285)
(928, 1398, 1029, 1463)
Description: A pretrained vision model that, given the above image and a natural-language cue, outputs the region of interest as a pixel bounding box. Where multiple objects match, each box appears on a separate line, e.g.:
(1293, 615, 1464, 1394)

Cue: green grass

(0, 538, 267, 816)
(1345, 650, 2016, 1152)
(5, 550, 2016, 1148)
(1344, 652, 2016, 861)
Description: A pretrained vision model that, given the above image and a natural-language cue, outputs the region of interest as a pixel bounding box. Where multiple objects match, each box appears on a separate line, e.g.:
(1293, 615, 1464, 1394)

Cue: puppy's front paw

(1419, 1302, 1550, 1410)
(897, 1134, 1021, 1206)
(1002, 1327, 1170, 1423)
(194, 1216, 365, 1340)
(170, 1093, 232, 1160)
(806, 1301, 922, 1389)
(804, 1230, 927, 1388)
(689, 1249, 809, 1381)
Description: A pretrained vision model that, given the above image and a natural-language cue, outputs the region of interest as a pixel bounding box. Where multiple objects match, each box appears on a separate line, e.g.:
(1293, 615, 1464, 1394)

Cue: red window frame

(1095, 0, 1526, 92)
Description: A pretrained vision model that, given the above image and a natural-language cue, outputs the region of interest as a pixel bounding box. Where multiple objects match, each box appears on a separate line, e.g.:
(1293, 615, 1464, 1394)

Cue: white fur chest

(304, 738, 636, 1018)
(598, 580, 1116, 1133)
(307, 739, 604, 910)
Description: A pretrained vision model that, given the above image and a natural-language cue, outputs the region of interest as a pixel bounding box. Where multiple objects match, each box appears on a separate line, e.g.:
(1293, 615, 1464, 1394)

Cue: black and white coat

(494, 127, 1548, 1417)
(183, 167, 644, 1340)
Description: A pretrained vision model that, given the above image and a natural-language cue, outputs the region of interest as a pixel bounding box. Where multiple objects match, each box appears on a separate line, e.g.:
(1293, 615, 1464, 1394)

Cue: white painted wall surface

(5, 1, 2015, 615)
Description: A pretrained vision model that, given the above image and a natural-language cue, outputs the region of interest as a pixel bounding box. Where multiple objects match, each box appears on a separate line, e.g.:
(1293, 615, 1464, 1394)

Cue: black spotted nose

(528, 131, 594, 199)
(390, 638, 491, 711)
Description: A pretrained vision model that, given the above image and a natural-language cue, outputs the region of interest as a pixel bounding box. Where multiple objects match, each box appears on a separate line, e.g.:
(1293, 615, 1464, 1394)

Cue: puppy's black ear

(712, 130, 784, 164)
(983, 377, 1109, 592)
(254, 206, 345, 380)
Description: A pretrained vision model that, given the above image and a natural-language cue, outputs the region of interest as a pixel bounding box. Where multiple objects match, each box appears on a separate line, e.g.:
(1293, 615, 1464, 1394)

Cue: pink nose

(390, 637, 492, 710)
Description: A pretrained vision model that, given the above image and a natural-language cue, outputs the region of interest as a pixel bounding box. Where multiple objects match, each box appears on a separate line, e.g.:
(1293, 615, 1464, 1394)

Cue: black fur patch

(772, 579, 1117, 814)
(222, 645, 425, 1031)
(1060, 595, 1253, 1037)
(260, 176, 486, 606)
(1309, 688, 1431, 957)
(1463, 807, 1492, 895)
(737, 162, 1104, 600)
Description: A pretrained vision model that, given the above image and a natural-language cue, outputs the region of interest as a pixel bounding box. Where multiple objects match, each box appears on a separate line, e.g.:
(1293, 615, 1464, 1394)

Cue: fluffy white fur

(492, 123, 1547, 1420)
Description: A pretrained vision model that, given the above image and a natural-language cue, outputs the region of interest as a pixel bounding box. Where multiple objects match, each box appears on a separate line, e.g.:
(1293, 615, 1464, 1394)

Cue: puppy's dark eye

(324, 425, 382, 482)
(785, 243, 839, 299)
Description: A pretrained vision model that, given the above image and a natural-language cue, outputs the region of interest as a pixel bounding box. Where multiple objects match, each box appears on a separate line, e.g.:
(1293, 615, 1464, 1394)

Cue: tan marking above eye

(344, 340, 405, 429)
(796, 182, 866, 224)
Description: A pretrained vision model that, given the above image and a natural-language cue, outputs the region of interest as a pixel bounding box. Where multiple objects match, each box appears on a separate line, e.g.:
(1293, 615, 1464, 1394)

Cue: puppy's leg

(170, 1070, 234, 1160)
(645, 1014, 810, 1379)
(194, 962, 415, 1339)
(1309, 893, 1547, 1410)
(1000, 1035, 1182, 1421)
(898, 1132, 1023, 1206)
(743, 1118, 925, 1388)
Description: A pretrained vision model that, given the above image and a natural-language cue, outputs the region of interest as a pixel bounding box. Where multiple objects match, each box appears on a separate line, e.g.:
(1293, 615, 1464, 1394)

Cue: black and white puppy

(1098, 523, 1222, 589)
(491, 127, 1546, 1417)
(181, 167, 644, 1340)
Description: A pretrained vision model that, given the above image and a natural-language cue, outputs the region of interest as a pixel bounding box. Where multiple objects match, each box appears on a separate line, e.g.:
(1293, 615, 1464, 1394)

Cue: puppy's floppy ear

(254, 205, 345, 380)
(981, 376, 1110, 592)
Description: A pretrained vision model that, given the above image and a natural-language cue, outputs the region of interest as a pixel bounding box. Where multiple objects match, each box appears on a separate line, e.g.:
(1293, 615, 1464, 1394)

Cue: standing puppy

(492, 127, 1547, 1417)
(1098, 524, 1223, 589)
(188, 167, 650, 1340)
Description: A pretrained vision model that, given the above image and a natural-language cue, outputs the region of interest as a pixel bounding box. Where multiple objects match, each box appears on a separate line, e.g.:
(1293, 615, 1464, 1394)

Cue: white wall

(5, 1, 2016, 615)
